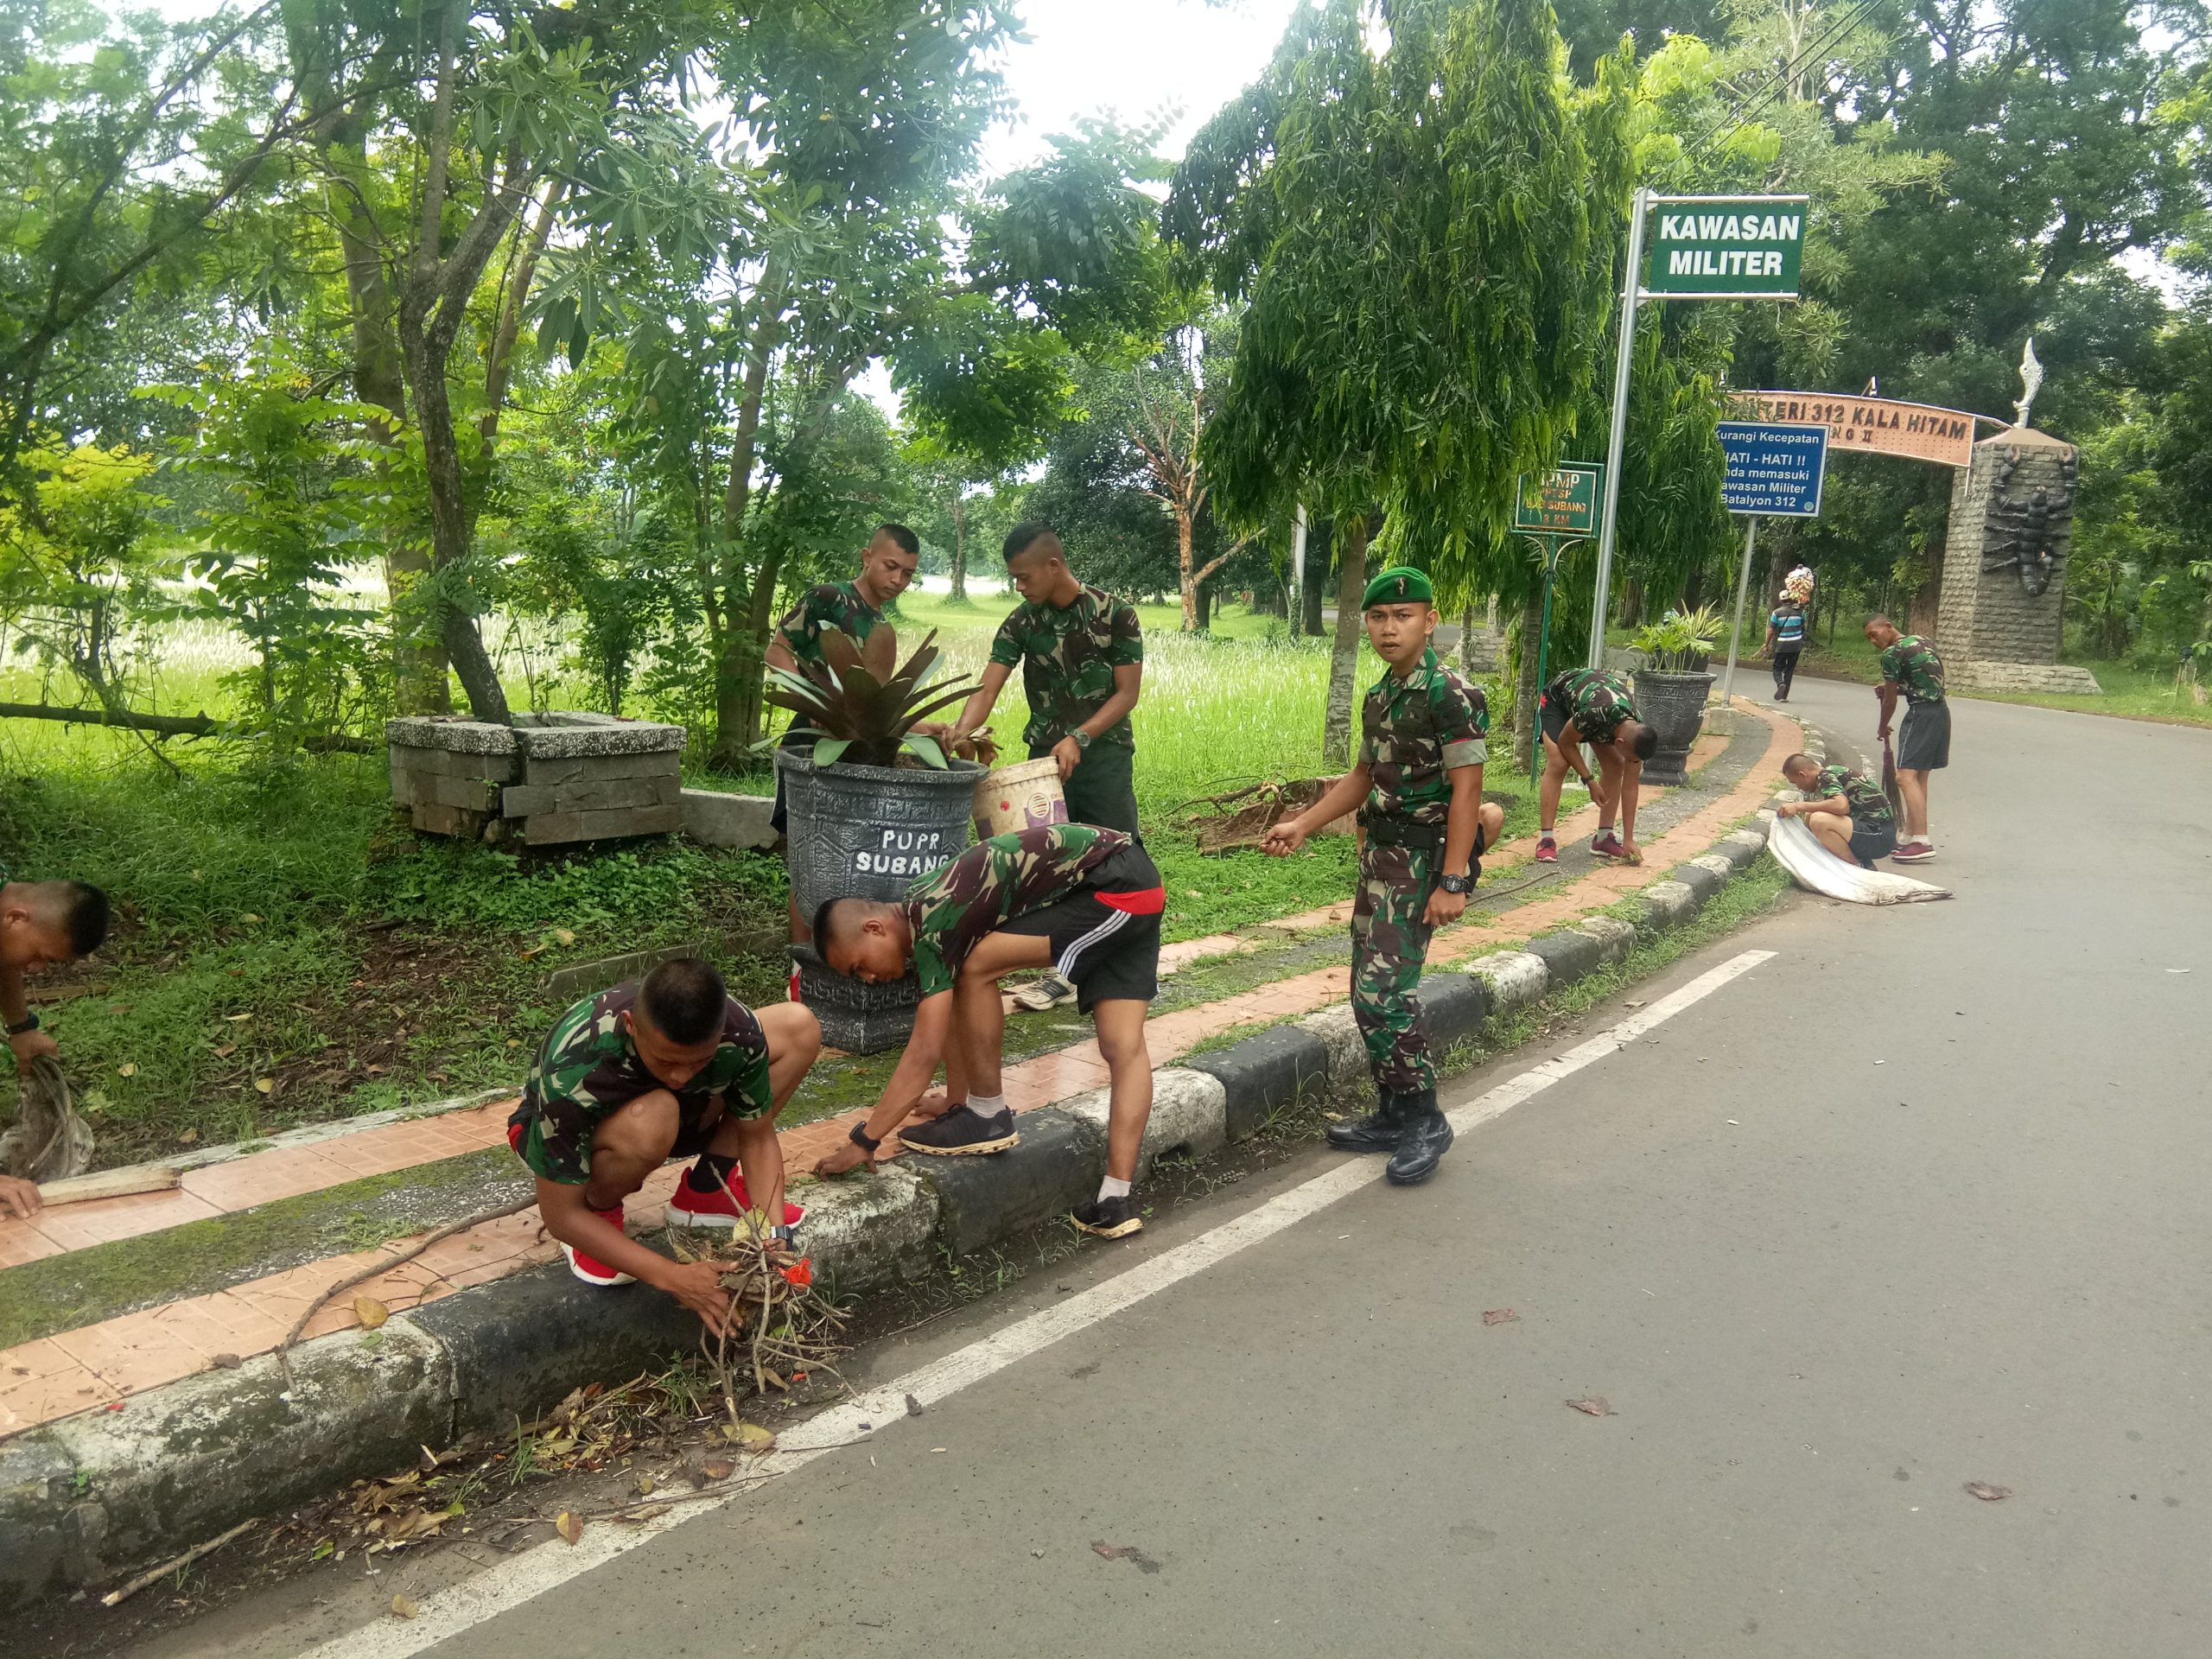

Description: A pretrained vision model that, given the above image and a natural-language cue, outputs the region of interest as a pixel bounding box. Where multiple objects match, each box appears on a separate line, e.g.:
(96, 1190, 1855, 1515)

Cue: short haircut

(52, 881, 110, 958)
(1629, 722, 1659, 761)
(812, 896, 870, 959)
(874, 522, 920, 559)
(638, 957, 727, 1046)
(1865, 613, 1894, 632)
(1001, 521, 1058, 563)
(1782, 752, 1816, 773)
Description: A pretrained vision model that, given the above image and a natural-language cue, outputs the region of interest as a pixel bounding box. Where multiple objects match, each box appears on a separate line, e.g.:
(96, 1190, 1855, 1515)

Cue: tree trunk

(1301, 556, 1325, 637)
(1177, 505, 1199, 631)
(1322, 516, 1370, 769)
(1459, 604, 1477, 676)
(949, 493, 968, 601)
(1513, 588, 1543, 768)
(1194, 582, 1212, 631)
(1908, 555, 1942, 639)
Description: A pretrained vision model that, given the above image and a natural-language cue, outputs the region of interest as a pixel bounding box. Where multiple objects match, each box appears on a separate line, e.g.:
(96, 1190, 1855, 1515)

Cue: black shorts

(1538, 695, 1573, 748)
(1847, 819, 1897, 868)
(1897, 700, 1951, 772)
(995, 846, 1163, 1012)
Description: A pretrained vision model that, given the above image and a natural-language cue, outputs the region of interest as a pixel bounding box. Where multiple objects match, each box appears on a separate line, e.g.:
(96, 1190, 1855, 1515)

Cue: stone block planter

(1632, 668, 1715, 787)
(388, 713, 684, 847)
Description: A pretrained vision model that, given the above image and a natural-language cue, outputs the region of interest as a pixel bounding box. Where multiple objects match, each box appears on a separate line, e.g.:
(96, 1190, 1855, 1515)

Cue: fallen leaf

(353, 1296, 390, 1330)
(905, 1393, 924, 1416)
(255, 1077, 276, 1094)
(1481, 1308, 1518, 1325)
(1566, 1396, 1612, 1416)
(633, 1473, 656, 1497)
(226, 1012, 253, 1022)
(730, 1422, 777, 1453)
(555, 1510, 582, 1545)
(210, 1352, 242, 1370)
(243, 912, 263, 925)
(389, 1593, 418, 1620)
(1092, 1541, 1133, 1560)
(213, 1044, 237, 1058)
(931, 1446, 948, 1453)
(118, 1063, 137, 1077)
(176, 1128, 199, 1144)
(1963, 1481, 2011, 1502)
(701, 1459, 735, 1481)
(621, 1503, 671, 1522)
(553, 928, 576, 946)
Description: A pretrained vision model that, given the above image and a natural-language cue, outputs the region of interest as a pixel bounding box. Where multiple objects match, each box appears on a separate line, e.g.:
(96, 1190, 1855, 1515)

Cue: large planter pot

(775, 748, 984, 1052)
(1631, 668, 1715, 787)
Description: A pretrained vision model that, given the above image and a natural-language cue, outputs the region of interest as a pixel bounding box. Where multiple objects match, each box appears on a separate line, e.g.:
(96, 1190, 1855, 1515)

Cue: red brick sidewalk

(0, 707, 1789, 1437)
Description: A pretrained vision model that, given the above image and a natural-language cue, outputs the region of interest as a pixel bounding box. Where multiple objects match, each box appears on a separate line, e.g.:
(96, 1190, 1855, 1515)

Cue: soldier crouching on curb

(507, 958, 821, 1328)
(808, 824, 1163, 1240)
(1262, 567, 1503, 1185)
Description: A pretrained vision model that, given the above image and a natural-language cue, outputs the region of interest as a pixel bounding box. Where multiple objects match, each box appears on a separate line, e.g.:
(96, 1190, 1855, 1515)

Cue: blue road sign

(1718, 420, 1827, 517)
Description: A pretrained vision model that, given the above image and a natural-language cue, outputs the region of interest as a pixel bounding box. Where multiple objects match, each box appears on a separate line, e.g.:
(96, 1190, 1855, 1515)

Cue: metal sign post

(1514, 464, 1602, 775)
(1714, 418, 1828, 703)
(1590, 193, 1808, 668)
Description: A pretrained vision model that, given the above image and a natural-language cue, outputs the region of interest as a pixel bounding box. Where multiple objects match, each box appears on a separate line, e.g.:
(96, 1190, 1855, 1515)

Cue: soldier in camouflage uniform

(764, 524, 922, 961)
(1536, 665, 1656, 866)
(506, 958, 821, 1325)
(948, 522, 1145, 838)
(1263, 567, 1503, 1186)
(1778, 753, 1897, 868)
(810, 824, 1165, 1239)
(1865, 615, 1948, 862)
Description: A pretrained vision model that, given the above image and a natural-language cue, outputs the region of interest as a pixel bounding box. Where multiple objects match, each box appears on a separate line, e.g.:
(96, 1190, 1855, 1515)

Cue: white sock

(1097, 1175, 1132, 1202)
(967, 1093, 1007, 1121)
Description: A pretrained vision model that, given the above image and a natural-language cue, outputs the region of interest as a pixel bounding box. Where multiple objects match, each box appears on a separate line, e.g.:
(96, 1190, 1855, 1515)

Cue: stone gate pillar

(1935, 425, 2100, 694)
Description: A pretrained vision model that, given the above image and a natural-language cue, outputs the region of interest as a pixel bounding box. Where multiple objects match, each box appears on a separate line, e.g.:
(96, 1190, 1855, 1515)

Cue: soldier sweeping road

(1262, 567, 1503, 1186)
(810, 824, 1163, 1239)
(1865, 615, 1948, 863)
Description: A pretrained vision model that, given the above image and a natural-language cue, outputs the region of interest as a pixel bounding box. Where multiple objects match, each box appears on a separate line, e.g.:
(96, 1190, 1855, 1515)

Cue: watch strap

(849, 1121, 882, 1153)
(4, 1013, 37, 1037)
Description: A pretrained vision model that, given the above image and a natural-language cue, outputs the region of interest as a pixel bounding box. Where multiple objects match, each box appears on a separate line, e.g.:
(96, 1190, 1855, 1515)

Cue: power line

(1682, 0, 1888, 162)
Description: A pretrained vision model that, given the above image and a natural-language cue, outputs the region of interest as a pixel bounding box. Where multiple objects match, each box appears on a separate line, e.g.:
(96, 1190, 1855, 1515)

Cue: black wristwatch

(4, 1013, 37, 1037)
(1438, 872, 1472, 895)
(849, 1121, 882, 1153)
(1071, 728, 1092, 751)
(768, 1223, 798, 1246)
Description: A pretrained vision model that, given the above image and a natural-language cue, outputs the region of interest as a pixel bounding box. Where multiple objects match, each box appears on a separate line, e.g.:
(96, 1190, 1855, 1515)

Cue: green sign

(1643, 196, 1806, 297)
(1513, 463, 1603, 535)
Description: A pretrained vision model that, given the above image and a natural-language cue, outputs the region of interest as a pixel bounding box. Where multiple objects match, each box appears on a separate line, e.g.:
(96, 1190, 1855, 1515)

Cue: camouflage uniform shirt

(1808, 762, 1894, 830)
(1878, 634, 1946, 703)
(906, 825, 1132, 997)
(776, 581, 885, 670)
(1357, 649, 1490, 828)
(1546, 667, 1639, 742)
(508, 982, 773, 1185)
(988, 585, 1144, 750)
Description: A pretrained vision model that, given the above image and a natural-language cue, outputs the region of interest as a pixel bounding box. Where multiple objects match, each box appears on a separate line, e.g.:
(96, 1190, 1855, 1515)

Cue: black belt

(1363, 817, 1445, 850)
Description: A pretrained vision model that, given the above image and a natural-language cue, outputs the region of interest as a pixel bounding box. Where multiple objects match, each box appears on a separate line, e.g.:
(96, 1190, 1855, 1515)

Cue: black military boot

(1385, 1088, 1453, 1185)
(1326, 1090, 1405, 1153)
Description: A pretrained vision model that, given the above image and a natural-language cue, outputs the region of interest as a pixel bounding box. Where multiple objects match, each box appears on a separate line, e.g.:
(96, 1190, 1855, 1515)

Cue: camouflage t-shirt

(508, 982, 773, 1185)
(988, 585, 1144, 750)
(1809, 762, 1893, 830)
(1546, 668, 1639, 743)
(1357, 649, 1490, 826)
(905, 825, 1133, 997)
(1878, 634, 1946, 702)
(776, 581, 885, 671)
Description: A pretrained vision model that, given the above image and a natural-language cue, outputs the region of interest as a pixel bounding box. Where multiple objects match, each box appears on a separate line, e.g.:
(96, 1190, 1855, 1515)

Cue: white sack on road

(1769, 814, 1952, 905)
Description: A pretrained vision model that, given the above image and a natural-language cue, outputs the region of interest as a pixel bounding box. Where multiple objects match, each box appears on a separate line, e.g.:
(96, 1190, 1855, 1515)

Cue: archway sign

(1589, 192, 1808, 666)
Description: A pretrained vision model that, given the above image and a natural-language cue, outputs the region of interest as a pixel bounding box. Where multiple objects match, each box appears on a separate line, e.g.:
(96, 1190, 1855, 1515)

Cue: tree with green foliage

(1168, 0, 1634, 760)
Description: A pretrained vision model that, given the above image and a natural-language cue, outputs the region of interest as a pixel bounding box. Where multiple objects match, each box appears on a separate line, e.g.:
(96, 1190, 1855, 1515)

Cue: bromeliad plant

(1630, 605, 1724, 672)
(762, 627, 982, 769)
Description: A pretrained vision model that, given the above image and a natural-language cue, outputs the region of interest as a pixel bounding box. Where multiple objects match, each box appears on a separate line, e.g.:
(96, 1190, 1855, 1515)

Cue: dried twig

(276, 1196, 537, 1375)
(99, 1518, 257, 1606)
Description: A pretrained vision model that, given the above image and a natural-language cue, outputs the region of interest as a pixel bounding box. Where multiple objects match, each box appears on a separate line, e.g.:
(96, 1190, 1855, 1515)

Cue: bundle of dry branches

(670, 1218, 849, 1432)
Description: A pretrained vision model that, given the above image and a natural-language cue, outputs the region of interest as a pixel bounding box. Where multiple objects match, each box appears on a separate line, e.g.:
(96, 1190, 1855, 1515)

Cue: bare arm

(0, 1173, 39, 1218)
(1263, 764, 1373, 855)
(728, 1113, 785, 1236)
(766, 635, 798, 675)
(854, 991, 956, 1146)
(536, 1179, 734, 1332)
(1875, 680, 1900, 737)
(1617, 755, 1643, 848)
(950, 661, 1014, 743)
(1, 965, 57, 1071)
(1425, 766, 1483, 926)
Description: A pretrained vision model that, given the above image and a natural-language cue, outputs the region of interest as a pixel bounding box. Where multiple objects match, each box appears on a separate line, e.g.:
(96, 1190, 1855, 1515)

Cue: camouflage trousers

(1351, 841, 1440, 1094)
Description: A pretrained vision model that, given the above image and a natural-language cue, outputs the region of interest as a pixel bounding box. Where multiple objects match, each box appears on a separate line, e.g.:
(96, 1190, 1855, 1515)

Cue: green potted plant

(766, 630, 986, 1050)
(1628, 605, 1722, 785)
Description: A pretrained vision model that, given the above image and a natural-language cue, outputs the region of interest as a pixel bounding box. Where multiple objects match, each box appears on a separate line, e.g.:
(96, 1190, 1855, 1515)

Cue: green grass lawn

(3, 594, 1555, 1161)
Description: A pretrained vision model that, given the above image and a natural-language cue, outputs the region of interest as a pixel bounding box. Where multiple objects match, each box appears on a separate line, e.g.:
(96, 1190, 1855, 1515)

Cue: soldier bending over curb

(810, 824, 1162, 1239)
(1261, 567, 1503, 1185)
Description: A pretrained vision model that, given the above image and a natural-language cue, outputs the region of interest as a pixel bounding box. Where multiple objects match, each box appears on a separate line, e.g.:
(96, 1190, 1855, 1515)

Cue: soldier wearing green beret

(1262, 566, 1503, 1185)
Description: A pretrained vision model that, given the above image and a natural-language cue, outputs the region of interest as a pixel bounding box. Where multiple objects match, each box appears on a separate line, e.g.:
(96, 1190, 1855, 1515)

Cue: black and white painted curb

(0, 817, 1782, 1611)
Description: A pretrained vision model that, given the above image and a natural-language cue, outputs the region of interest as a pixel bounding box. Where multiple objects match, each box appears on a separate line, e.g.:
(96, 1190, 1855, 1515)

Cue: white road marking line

(299, 949, 1777, 1659)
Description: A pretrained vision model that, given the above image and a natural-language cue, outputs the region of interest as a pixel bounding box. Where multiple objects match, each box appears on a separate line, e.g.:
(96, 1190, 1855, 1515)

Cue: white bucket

(973, 757, 1069, 839)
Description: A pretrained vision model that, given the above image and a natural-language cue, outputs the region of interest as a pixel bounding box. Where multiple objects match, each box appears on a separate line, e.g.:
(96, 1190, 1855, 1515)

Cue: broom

(1881, 734, 1904, 823)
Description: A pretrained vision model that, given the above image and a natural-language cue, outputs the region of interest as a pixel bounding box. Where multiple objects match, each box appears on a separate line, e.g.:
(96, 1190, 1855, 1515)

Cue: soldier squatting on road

(1262, 567, 1504, 1186)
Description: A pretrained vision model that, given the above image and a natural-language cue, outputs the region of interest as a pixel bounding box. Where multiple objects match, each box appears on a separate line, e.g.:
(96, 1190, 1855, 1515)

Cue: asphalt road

(124, 677, 2212, 1659)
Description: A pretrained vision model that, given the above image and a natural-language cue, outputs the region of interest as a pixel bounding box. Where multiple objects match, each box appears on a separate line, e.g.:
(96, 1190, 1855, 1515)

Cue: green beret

(1362, 566, 1434, 609)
